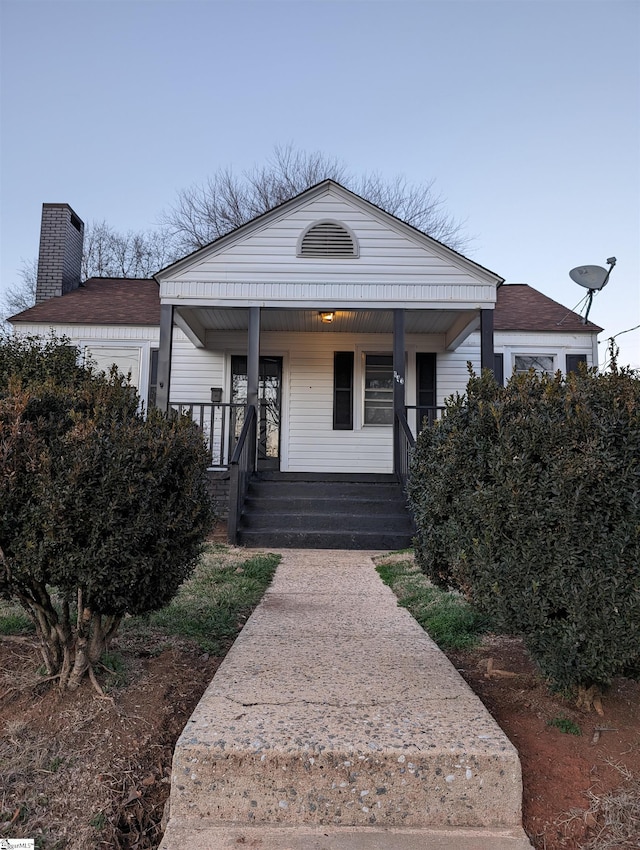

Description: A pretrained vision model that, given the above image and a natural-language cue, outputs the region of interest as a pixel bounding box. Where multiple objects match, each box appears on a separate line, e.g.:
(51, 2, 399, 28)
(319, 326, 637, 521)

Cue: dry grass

(0, 544, 280, 848)
(579, 762, 640, 849)
(1, 719, 72, 843)
(558, 760, 640, 849)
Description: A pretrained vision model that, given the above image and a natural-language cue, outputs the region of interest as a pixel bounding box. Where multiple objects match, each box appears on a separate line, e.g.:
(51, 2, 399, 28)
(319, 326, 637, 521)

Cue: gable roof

(155, 179, 504, 287)
(9, 278, 160, 326)
(494, 284, 602, 333)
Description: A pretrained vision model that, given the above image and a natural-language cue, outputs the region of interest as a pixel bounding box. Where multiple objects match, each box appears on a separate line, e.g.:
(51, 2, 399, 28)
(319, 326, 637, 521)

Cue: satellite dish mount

(569, 257, 616, 323)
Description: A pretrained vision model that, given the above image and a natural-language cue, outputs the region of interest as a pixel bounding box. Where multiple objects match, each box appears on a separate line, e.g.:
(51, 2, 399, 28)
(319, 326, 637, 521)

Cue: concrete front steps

(237, 473, 415, 550)
(159, 550, 532, 850)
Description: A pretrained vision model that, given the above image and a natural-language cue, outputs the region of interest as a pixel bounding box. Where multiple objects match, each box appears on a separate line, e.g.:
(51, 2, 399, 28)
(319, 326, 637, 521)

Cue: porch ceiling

(175, 306, 479, 336)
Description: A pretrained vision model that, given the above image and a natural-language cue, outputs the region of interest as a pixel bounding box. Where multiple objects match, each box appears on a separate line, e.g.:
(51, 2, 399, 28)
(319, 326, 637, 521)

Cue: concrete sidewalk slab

(159, 549, 533, 848)
(161, 822, 535, 849)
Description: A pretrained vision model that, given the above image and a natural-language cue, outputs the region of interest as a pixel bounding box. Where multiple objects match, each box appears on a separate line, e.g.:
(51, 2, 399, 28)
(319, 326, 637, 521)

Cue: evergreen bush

(0, 334, 213, 691)
(408, 361, 640, 697)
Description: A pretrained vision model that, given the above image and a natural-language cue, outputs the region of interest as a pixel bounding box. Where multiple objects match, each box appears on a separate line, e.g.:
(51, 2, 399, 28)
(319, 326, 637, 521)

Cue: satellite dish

(569, 257, 616, 323)
(569, 265, 609, 290)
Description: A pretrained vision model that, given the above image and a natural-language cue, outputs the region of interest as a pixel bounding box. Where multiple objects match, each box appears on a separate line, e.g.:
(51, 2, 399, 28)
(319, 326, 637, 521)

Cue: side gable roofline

(155, 179, 504, 286)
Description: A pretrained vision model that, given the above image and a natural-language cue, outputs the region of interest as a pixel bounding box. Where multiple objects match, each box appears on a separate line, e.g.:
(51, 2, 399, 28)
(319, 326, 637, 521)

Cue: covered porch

(152, 179, 502, 545)
(155, 303, 496, 545)
(156, 303, 496, 467)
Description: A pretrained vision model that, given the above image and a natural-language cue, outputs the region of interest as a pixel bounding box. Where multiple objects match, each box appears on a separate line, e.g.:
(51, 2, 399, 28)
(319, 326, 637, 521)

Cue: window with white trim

(85, 345, 141, 385)
(513, 354, 555, 376)
(363, 354, 393, 425)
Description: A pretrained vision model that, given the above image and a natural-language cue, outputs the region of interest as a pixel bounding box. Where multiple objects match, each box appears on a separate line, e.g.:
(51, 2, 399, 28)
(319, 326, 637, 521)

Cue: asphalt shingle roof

(494, 284, 601, 332)
(9, 278, 160, 326)
(10, 279, 600, 333)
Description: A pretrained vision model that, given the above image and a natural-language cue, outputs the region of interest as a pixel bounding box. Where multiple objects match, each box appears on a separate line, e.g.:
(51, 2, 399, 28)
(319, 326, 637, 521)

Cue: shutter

(416, 353, 437, 428)
(566, 353, 587, 374)
(333, 351, 354, 430)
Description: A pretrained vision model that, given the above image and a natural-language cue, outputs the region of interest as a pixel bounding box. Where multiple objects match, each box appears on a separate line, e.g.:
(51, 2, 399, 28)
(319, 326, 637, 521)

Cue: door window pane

(231, 356, 282, 464)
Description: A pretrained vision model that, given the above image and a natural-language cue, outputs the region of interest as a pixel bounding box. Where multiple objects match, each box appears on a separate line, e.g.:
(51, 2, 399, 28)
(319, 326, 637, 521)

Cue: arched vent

(298, 221, 358, 258)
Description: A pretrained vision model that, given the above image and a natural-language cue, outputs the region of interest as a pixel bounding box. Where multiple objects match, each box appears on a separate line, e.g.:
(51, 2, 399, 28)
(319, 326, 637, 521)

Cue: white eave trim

(163, 297, 495, 311)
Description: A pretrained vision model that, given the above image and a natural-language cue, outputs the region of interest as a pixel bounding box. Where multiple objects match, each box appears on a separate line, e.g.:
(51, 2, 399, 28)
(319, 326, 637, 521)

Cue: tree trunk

(576, 684, 604, 714)
(67, 609, 108, 691)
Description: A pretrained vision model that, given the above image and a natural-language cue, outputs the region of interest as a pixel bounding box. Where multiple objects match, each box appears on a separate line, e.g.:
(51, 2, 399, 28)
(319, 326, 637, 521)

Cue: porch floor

(159, 549, 532, 849)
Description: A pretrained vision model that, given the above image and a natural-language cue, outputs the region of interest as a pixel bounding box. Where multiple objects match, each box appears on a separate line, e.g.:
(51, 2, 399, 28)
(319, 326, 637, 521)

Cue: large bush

(0, 335, 213, 691)
(408, 362, 640, 698)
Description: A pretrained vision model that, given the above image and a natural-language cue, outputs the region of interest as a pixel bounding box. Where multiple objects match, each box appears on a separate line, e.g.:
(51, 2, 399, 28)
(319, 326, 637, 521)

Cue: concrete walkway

(159, 550, 533, 849)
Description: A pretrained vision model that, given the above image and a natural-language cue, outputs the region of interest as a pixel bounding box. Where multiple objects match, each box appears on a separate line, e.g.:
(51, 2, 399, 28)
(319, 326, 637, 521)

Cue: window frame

(362, 352, 394, 427)
(512, 353, 556, 376)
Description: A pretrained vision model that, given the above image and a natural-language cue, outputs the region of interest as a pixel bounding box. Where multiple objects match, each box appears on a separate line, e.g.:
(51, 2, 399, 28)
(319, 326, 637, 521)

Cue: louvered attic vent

(298, 221, 358, 258)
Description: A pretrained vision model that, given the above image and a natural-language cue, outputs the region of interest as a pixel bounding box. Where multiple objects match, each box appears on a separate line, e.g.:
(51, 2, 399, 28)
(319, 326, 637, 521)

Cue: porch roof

(174, 306, 475, 335)
(10, 279, 600, 337)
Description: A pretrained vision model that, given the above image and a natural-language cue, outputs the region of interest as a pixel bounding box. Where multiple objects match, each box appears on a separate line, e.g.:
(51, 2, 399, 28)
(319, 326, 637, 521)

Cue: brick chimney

(35, 203, 84, 303)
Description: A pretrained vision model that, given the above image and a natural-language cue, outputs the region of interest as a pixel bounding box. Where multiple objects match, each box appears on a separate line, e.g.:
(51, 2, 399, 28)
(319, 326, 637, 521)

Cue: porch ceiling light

(319, 311, 335, 324)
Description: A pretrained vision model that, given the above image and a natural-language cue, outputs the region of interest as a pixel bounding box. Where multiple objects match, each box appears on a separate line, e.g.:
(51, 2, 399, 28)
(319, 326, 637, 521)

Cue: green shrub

(375, 555, 487, 649)
(408, 362, 640, 694)
(547, 715, 581, 735)
(0, 334, 213, 692)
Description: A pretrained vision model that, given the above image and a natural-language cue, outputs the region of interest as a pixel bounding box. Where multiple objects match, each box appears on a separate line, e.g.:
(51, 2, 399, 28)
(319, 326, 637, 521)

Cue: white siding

(437, 339, 481, 405)
(170, 330, 225, 402)
(158, 187, 500, 309)
(165, 329, 475, 474)
(13, 323, 159, 408)
(494, 330, 598, 379)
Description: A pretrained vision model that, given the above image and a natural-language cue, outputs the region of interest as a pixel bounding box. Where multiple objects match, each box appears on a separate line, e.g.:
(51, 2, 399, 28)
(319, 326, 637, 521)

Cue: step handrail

(395, 409, 416, 489)
(227, 404, 257, 544)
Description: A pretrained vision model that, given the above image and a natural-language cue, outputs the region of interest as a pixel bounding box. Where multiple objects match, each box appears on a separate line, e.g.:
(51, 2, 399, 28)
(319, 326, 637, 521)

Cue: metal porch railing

(169, 402, 246, 468)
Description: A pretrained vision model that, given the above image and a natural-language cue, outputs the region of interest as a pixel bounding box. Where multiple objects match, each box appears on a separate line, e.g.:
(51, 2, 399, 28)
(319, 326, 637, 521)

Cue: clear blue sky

(1, 0, 638, 366)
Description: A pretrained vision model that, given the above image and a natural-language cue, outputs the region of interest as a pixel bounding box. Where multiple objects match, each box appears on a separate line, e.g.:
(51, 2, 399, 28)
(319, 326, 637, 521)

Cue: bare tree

(3, 146, 470, 325)
(82, 221, 176, 279)
(1, 258, 37, 322)
(162, 144, 471, 255)
(1, 223, 177, 324)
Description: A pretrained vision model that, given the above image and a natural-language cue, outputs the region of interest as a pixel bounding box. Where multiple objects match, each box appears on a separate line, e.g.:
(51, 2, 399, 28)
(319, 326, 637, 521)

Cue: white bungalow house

(10, 182, 600, 548)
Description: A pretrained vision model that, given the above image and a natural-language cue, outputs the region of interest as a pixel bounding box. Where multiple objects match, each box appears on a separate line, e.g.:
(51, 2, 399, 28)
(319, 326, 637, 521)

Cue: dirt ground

(448, 636, 640, 849)
(1, 631, 639, 848)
